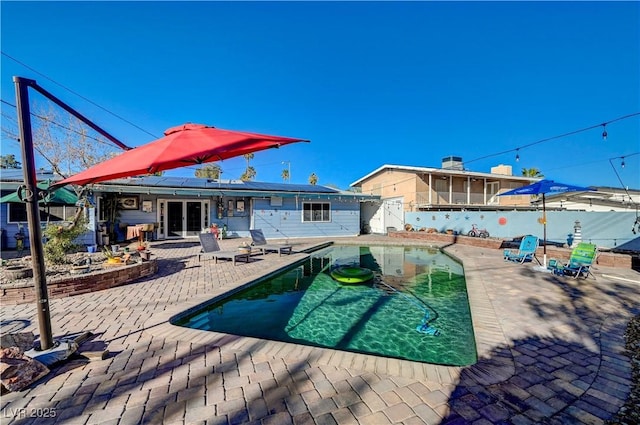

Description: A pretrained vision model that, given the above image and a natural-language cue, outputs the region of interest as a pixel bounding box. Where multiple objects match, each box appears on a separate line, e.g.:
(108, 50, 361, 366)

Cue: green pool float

(330, 266, 374, 284)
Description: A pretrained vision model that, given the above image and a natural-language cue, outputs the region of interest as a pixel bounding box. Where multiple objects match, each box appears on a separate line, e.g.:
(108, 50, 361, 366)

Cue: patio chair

(548, 242, 597, 279)
(503, 235, 539, 264)
(198, 233, 251, 266)
(249, 229, 293, 256)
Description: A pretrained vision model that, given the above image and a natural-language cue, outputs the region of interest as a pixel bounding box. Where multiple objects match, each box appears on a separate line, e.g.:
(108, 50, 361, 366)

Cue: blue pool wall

(405, 210, 637, 249)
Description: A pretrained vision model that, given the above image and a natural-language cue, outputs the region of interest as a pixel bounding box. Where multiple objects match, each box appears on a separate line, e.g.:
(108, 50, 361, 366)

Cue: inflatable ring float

(330, 266, 374, 285)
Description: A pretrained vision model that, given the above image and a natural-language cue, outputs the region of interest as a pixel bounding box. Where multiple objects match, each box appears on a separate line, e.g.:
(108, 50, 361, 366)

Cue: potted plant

(102, 246, 122, 264)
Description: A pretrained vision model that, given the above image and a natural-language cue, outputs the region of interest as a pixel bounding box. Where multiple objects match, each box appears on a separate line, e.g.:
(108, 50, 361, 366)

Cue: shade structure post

(542, 193, 547, 268)
(14, 76, 54, 350)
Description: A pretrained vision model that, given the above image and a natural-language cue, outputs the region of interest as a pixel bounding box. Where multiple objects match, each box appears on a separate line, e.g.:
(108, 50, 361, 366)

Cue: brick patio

(1, 235, 638, 424)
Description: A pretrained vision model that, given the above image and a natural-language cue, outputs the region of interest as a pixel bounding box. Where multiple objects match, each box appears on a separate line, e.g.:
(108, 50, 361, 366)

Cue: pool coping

(142, 241, 515, 387)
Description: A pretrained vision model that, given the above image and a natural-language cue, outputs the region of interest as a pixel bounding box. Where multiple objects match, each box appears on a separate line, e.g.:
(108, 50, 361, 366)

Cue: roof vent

(442, 156, 463, 170)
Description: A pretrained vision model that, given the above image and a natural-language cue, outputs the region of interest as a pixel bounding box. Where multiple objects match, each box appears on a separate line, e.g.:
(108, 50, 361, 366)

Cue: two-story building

(350, 156, 538, 213)
(350, 157, 538, 234)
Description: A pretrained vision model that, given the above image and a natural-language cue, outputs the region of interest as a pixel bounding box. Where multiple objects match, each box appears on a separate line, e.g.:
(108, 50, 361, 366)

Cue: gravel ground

(1, 250, 136, 286)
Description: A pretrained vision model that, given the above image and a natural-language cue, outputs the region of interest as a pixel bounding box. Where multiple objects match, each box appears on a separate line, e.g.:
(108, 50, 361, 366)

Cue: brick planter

(389, 231, 504, 249)
(1, 259, 158, 305)
(389, 231, 633, 269)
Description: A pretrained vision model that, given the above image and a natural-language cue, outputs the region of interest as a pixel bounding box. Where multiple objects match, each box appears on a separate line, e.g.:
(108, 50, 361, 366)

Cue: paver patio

(1, 235, 638, 424)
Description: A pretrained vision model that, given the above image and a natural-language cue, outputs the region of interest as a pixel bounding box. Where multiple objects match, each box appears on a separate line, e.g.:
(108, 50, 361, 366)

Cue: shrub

(42, 215, 87, 265)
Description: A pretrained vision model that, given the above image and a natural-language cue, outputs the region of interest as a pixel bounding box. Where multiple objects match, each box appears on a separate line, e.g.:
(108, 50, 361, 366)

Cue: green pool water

(174, 245, 477, 366)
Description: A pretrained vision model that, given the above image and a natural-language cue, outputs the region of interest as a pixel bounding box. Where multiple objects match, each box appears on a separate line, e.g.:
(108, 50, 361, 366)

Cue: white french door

(157, 199, 210, 239)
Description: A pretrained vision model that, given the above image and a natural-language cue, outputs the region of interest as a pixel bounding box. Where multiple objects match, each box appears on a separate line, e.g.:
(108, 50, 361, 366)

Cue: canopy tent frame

(13, 76, 129, 350)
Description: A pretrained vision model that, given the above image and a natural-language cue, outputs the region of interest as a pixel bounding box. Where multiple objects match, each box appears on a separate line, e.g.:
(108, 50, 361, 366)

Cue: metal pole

(14, 76, 54, 350)
(542, 193, 547, 267)
(25, 77, 131, 151)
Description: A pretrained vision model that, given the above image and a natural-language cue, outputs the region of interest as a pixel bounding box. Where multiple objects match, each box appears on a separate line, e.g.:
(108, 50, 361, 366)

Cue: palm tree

(521, 168, 544, 200)
(241, 153, 256, 181)
(521, 168, 544, 178)
(195, 164, 221, 179)
(281, 168, 290, 183)
(240, 166, 256, 181)
(308, 172, 318, 185)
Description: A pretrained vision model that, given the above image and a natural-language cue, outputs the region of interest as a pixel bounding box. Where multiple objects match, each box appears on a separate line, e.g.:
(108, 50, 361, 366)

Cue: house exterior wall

(211, 196, 251, 238)
(360, 170, 418, 211)
(252, 197, 360, 239)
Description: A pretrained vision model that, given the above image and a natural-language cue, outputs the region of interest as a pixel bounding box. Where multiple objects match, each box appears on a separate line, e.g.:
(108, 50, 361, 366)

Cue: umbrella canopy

(53, 123, 309, 187)
(0, 181, 78, 205)
(499, 179, 593, 266)
(499, 179, 592, 197)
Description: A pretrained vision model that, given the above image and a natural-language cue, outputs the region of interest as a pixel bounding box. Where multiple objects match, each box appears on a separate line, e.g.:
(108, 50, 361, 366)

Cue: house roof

(1, 169, 57, 182)
(349, 164, 539, 187)
(92, 176, 377, 199)
(1, 170, 377, 200)
(96, 175, 340, 193)
(540, 186, 640, 209)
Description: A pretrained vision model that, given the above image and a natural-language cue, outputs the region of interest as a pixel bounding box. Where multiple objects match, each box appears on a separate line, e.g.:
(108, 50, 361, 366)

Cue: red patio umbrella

(54, 123, 309, 187)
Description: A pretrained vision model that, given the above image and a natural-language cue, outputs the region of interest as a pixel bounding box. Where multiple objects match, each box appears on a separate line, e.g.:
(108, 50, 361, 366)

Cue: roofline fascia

(349, 164, 541, 187)
(89, 184, 379, 200)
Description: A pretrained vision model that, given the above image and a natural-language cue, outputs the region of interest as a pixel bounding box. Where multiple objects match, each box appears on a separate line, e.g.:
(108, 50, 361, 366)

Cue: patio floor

(1, 235, 638, 424)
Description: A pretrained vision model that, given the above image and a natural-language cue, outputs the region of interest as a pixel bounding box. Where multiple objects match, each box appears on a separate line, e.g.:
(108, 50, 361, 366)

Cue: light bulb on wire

(602, 124, 608, 140)
(621, 157, 625, 168)
(515, 149, 520, 162)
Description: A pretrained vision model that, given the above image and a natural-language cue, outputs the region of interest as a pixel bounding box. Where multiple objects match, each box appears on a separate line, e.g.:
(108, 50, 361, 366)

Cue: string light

(464, 112, 639, 167)
(621, 157, 625, 168)
(2, 51, 159, 139)
(515, 149, 520, 162)
(602, 124, 608, 141)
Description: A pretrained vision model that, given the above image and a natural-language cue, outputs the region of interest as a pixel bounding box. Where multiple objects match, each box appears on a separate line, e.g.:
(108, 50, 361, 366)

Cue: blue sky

(1, 1, 638, 190)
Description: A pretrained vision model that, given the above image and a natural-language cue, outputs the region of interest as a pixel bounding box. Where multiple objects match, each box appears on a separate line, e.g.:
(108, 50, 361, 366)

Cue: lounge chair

(548, 242, 597, 279)
(503, 235, 539, 264)
(198, 233, 251, 265)
(249, 229, 293, 256)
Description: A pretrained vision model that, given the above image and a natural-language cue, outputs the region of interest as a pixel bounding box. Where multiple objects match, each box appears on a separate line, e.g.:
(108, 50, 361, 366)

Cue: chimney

(442, 156, 463, 170)
(491, 164, 513, 176)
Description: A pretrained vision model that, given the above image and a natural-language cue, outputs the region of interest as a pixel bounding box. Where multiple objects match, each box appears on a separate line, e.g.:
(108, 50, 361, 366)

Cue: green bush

(43, 215, 87, 265)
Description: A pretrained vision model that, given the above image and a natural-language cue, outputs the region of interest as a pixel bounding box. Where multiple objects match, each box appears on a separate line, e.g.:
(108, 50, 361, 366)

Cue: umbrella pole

(542, 194, 547, 268)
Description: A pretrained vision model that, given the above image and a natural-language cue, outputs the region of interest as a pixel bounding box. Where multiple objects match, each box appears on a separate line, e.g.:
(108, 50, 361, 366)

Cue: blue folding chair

(503, 235, 539, 264)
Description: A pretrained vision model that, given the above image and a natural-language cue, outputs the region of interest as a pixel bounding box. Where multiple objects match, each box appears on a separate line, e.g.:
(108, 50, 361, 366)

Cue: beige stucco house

(350, 157, 539, 212)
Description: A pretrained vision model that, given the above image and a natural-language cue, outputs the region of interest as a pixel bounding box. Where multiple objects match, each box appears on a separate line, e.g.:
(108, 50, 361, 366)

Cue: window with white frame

(302, 202, 330, 222)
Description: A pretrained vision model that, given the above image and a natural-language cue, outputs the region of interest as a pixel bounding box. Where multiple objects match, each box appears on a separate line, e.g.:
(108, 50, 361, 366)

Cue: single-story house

(1, 170, 379, 249)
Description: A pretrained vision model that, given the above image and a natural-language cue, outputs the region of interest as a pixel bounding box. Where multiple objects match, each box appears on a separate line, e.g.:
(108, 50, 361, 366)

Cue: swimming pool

(173, 245, 477, 366)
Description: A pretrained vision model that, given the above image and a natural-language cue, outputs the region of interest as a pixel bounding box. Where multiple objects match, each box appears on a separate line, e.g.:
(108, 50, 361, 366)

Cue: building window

(8, 203, 77, 223)
(302, 202, 331, 222)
